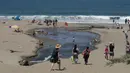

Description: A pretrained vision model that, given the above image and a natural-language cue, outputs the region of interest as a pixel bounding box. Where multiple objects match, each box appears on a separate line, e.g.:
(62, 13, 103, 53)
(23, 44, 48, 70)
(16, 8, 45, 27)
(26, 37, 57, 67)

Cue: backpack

(82, 49, 90, 56)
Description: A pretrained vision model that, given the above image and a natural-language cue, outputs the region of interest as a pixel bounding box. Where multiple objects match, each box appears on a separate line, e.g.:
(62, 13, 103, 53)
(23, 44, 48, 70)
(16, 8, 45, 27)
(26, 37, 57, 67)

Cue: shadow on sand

(52, 67, 66, 71)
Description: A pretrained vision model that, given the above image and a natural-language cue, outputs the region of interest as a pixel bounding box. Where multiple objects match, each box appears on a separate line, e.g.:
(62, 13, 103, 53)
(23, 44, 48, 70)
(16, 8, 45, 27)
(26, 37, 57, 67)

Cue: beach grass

(106, 54, 130, 66)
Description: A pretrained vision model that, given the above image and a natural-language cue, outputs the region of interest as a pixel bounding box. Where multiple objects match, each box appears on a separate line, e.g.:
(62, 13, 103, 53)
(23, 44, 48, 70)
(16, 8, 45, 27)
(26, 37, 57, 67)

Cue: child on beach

(104, 45, 109, 60)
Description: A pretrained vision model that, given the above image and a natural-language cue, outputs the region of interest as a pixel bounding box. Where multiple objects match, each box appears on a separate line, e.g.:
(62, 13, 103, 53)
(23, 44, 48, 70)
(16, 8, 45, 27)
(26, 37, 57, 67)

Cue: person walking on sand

(109, 42, 115, 59)
(126, 44, 130, 54)
(123, 30, 128, 41)
(72, 44, 79, 64)
(104, 45, 109, 60)
(128, 24, 130, 30)
(50, 44, 61, 71)
(82, 46, 91, 65)
(126, 40, 130, 54)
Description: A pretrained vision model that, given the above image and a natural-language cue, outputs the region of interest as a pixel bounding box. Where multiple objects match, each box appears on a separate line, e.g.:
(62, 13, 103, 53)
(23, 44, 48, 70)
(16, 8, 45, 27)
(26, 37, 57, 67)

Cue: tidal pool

(31, 27, 100, 61)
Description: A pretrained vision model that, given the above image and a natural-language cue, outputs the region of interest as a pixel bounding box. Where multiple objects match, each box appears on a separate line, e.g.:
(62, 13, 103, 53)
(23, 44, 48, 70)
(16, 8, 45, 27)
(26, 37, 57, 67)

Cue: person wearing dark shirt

(82, 47, 91, 65)
(50, 44, 61, 71)
(52, 20, 55, 27)
(55, 19, 58, 25)
(109, 42, 115, 59)
(113, 19, 115, 23)
(32, 31, 36, 37)
(125, 19, 128, 24)
(72, 44, 79, 64)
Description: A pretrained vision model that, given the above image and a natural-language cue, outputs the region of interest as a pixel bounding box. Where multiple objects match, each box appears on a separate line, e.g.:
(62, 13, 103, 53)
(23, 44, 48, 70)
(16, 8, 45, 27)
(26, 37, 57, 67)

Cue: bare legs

(109, 56, 114, 60)
(105, 55, 108, 60)
(50, 60, 61, 71)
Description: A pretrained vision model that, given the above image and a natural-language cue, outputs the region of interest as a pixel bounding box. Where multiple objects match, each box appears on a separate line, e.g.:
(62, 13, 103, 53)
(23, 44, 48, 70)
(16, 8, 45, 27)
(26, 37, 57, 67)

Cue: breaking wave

(1, 15, 130, 24)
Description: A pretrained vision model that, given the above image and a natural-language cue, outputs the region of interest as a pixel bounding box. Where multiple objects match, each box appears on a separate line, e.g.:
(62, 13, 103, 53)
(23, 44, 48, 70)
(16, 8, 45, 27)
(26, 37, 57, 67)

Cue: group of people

(31, 19, 58, 27)
(71, 44, 91, 65)
(104, 42, 115, 60)
(49, 44, 91, 71)
(123, 29, 130, 54)
(125, 19, 130, 24)
(44, 19, 58, 27)
(125, 19, 130, 30)
(126, 40, 130, 54)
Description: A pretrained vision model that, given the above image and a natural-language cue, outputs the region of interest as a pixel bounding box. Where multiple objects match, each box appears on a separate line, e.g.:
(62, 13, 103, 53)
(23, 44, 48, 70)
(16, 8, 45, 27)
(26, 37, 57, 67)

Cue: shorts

(50, 57, 59, 63)
(109, 52, 114, 56)
(104, 53, 108, 56)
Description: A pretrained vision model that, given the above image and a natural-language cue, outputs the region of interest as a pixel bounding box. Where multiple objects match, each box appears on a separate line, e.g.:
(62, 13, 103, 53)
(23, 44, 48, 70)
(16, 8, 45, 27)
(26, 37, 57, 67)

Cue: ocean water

(0, 0, 130, 15)
(1, 0, 130, 23)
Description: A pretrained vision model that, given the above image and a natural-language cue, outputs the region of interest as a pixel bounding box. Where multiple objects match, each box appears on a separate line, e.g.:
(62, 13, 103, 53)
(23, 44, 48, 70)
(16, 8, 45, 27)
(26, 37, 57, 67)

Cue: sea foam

(1, 15, 130, 24)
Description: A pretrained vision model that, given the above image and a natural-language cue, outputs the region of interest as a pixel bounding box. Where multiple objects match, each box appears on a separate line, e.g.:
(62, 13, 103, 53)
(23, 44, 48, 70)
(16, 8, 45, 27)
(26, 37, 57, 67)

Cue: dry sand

(0, 20, 130, 73)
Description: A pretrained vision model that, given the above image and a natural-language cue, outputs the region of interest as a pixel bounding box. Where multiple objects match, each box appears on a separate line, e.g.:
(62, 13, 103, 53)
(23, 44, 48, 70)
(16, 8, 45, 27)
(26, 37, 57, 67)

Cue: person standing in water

(72, 36, 75, 43)
(82, 47, 91, 65)
(125, 19, 128, 24)
(128, 19, 130, 24)
(32, 31, 36, 37)
(52, 20, 55, 27)
(50, 44, 61, 71)
(72, 44, 79, 64)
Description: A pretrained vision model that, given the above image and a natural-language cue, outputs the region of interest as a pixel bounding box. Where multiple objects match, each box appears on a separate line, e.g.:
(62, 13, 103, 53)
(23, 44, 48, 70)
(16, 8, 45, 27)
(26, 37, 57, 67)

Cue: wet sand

(0, 20, 130, 73)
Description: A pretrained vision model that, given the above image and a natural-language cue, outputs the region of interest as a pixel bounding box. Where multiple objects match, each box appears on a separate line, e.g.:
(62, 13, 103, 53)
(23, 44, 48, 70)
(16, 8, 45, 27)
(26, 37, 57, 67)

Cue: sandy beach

(0, 20, 130, 73)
